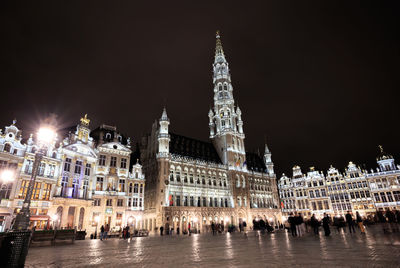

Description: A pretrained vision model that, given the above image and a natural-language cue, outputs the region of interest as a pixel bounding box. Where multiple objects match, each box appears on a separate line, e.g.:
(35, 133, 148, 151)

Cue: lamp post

(4, 126, 56, 267)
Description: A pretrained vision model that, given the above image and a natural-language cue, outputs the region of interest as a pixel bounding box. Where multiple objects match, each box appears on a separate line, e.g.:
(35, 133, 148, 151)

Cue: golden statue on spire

(80, 114, 90, 126)
(378, 145, 384, 153)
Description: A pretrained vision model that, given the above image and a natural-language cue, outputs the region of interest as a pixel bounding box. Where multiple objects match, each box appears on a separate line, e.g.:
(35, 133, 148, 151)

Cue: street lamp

(5, 126, 56, 267)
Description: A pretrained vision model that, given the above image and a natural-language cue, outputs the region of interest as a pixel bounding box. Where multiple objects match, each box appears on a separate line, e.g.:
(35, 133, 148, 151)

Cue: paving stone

(25, 225, 400, 268)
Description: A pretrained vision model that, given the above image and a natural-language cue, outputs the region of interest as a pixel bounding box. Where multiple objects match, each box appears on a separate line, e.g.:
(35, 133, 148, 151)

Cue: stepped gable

(245, 152, 266, 172)
(169, 133, 222, 164)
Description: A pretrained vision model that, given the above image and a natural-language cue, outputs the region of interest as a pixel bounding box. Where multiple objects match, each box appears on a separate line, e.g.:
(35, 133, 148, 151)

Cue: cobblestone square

(25, 226, 400, 268)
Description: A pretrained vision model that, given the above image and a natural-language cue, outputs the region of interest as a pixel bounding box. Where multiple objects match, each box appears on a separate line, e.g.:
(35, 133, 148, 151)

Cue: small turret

(264, 143, 274, 175)
(157, 108, 170, 158)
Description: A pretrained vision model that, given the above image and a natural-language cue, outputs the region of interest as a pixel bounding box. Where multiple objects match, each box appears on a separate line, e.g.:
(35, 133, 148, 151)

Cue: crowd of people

(286, 208, 400, 237)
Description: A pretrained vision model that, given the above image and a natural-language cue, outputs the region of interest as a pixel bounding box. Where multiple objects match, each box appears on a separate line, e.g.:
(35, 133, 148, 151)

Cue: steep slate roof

(245, 152, 266, 172)
(91, 125, 129, 146)
(169, 133, 222, 164)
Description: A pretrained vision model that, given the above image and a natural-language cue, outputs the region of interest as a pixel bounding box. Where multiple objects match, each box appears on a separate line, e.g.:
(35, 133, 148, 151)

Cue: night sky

(1, 1, 399, 177)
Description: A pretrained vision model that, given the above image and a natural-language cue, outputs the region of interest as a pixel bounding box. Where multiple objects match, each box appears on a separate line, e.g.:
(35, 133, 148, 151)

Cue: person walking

(288, 213, 297, 237)
(377, 210, 388, 233)
(322, 213, 331, 236)
(295, 213, 302, 237)
(311, 214, 319, 235)
(239, 222, 243, 232)
(345, 211, 355, 234)
(160, 226, 164, 236)
(104, 224, 110, 240)
(100, 225, 105, 241)
(356, 211, 365, 234)
(243, 221, 247, 235)
(188, 222, 191, 236)
(386, 208, 397, 233)
(211, 222, 216, 235)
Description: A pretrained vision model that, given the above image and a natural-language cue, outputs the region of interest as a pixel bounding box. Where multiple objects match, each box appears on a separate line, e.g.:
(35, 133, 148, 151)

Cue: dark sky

(1, 1, 399, 177)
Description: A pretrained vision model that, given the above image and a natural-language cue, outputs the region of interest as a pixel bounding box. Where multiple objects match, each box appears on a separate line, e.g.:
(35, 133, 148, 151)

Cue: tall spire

(215, 31, 226, 63)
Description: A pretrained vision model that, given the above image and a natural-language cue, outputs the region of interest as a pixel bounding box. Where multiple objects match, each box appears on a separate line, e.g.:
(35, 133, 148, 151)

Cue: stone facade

(279, 146, 400, 219)
(140, 32, 281, 233)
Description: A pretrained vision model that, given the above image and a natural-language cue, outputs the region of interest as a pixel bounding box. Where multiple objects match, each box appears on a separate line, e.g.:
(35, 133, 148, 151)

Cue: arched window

(105, 133, 111, 140)
(218, 84, 223, 91)
(242, 177, 246, 188)
(223, 84, 228, 91)
(3, 143, 11, 153)
(236, 177, 240, 188)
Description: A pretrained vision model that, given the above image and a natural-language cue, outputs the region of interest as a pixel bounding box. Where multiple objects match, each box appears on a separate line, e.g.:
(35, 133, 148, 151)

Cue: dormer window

(105, 133, 111, 140)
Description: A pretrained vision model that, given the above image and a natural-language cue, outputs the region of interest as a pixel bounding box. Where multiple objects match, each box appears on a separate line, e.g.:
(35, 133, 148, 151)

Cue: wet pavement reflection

(25, 226, 400, 267)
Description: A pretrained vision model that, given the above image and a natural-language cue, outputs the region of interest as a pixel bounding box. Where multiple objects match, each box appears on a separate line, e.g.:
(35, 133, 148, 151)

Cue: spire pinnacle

(161, 107, 168, 121)
(215, 30, 225, 60)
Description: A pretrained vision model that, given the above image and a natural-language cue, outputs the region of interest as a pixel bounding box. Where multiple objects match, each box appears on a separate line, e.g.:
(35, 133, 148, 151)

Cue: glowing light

(51, 214, 58, 221)
(37, 127, 56, 145)
(194, 217, 198, 223)
(94, 216, 100, 223)
(224, 217, 230, 222)
(136, 215, 142, 221)
(0, 169, 15, 183)
(282, 216, 287, 222)
(269, 217, 274, 222)
(128, 217, 134, 224)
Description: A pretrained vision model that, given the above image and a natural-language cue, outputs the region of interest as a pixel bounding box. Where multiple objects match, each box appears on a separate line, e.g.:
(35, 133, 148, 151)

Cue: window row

(19, 181, 52, 200)
(98, 155, 127, 168)
(373, 191, 400, 203)
(170, 171, 227, 187)
(308, 189, 327, 198)
(95, 178, 144, 194)
(63, 158, 91, 176)
(168, 194, 230, 208)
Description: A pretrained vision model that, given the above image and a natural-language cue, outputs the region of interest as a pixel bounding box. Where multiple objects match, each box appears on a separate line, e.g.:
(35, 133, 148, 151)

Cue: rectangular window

(118, 179, 125, 192)
(38, 162, 45, 176)
(315, 190, 320, 198)
(133, 198, 138, 207)
(317, 201, 322, 210)
(321, 189, 326, 197)
(197, 197, 201, 207)
(214, 198, 218, 207)
(134, 184, 138, 193)
(19, 180, 29, 199)
(128, 198, 132, 207)
(64, 158, 71, 172)
(323, 200, 329, 209)
(75, 160, 82, 174)
(48, 164, 56, 177)
(347, 183, 352, 189)
(85, 163, 91, 176)
(190, 196, 194, 206)
(309, 191, 314, 198)
(350, 192, 355, 199)
(117, 199, 123, 206)
(32, 182, 41, 200)
(312, 202, 317, 210)
(94, 199, 101, 206)
(184, 196, 188, 206)
(176, 195, 181, 206)
(203, 197, 207, 207)
(106, 199, 113, 206)
(110, 157, 117, 167)
(362, 181, 368, 188)
(374, 193, 380, 202)
(209, 197, 213, 207)
(393, 191, 400, 201)
(355, 192, 360, 198)
(96, 177, 104, 191)
(380, 192, 387, 202)
(42, 183, 51, 200)
(140, 184, 143, 193)
(120, 158, 127, 169)
(99, 155, 106, 166)
(129, 183, 133, 193)
(360, 191, 365, 198)
(139, 198, 142, 207)
(116, 213, 123, 226)
(387, 192, 394, 202)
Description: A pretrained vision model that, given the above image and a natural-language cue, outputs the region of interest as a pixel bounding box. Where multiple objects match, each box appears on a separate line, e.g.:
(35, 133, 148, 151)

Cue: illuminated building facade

(279, 146, 400, 219)
(140, 32, 280, 233)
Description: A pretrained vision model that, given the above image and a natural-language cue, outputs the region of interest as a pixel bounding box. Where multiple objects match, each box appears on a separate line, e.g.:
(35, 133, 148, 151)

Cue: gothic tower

(209, 31, 246, 167)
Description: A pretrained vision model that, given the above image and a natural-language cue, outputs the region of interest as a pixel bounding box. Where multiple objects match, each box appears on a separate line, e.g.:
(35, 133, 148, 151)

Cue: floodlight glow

(37, 127, 56, 145)
(0, 169, 15, 183)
